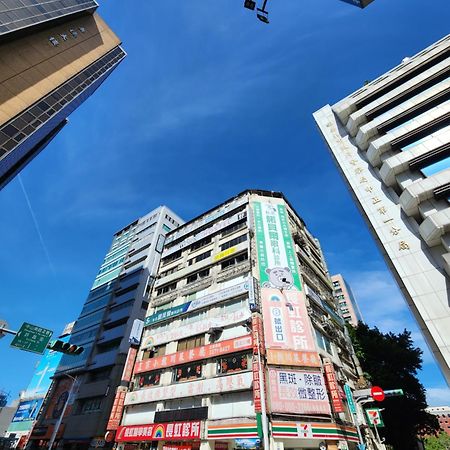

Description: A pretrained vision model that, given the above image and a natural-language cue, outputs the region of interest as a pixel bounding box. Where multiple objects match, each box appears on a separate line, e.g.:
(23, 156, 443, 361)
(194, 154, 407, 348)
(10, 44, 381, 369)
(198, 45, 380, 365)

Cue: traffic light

(47, 340, 84, 355)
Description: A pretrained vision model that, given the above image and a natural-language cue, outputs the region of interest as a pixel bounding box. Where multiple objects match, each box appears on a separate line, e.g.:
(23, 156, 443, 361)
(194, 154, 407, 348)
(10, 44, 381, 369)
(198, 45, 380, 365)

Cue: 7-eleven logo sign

(296, 423, 312, 438)
(366, 408, 384, 427)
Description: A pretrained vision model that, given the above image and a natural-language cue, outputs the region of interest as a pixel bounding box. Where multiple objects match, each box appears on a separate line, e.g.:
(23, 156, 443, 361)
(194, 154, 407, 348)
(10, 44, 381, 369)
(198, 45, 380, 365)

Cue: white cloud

(426, 387, 450, 407)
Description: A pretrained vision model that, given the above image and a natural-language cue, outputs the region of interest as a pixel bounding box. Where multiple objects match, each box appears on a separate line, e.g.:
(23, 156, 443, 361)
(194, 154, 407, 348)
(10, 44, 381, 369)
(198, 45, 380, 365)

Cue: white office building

(314, 34, 450, 384)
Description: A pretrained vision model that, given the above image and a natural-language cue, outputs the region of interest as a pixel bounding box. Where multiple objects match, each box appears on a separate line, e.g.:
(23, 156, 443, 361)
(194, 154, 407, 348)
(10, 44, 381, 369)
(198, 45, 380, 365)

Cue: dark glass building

(0, 0, 125, 189)
(28, 206, 183, 450)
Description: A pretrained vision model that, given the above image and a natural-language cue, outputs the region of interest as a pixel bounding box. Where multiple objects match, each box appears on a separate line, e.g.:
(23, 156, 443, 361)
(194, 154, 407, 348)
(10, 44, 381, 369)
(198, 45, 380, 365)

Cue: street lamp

(47, 374, 77, 450)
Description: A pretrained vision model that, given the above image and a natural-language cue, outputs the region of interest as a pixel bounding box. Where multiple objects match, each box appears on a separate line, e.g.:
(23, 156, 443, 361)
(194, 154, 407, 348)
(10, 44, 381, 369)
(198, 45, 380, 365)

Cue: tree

(348, 323, 439, 450)
(424, 432, 450, 450)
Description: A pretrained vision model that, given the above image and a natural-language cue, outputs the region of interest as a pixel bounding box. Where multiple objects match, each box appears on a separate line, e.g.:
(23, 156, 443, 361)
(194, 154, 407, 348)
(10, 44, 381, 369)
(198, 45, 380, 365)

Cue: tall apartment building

(28, 206, 183, 450)
(314, 34, 450, 384)
(114, 190, 365, 450)
(5, 323, 74, 449)
(331, 275, 363, 327)
(0, 1, 125, 189)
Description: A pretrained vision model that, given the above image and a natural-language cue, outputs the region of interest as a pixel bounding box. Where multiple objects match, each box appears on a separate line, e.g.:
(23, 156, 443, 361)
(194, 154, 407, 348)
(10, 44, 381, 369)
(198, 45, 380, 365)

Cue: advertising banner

(268, 369, 331, 416)
(11, 398, 43, 422)
(144, 308, 250, 348)
(323, 362, 345, 413)
(344, 384, 356, 414)
(107, 386, 128, 431)
(145, 280, 251, 328)
(253, 201, 301, 290)
(126, 372, 252, 406)
(116, 421, 201, 442)
(135, 335, 252, 374)
(22, 336, 69, 398)
(261, 289, 318, 362)
(266, 349, 320, 368)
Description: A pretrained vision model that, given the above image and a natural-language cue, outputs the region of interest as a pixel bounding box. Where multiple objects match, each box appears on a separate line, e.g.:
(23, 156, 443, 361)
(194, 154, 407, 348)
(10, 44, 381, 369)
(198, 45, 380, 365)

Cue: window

(221, 220, 246, 237)
(160, 265, 180, 277)
(221, 252, 248, 270)
(315, 328, 333, 355)
(220, 234, 247, 251)
(142, 345, 166, 359)
(80, 397, 103, 414)
(173, 362, 202, 382)
(136, 371, 161, 388)
(186, 268, 210, 284)
(217, 353, 249, 374)
(89, 367, 111, 382)
(190, 237, 212, 252)
(188, 250, 212, 266)
(177, 334, 205, 351)
(156, 282, 177, 296)
(161, 251, 182, 266)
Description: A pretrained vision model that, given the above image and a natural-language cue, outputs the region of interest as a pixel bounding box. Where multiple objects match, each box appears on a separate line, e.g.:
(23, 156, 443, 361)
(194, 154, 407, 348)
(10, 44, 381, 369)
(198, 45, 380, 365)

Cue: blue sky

(1, 0, 449, 406)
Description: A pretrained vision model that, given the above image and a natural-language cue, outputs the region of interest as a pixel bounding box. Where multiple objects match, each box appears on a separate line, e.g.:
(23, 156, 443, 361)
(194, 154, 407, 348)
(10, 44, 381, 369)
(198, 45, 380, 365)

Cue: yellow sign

(214, 247, 236, 261)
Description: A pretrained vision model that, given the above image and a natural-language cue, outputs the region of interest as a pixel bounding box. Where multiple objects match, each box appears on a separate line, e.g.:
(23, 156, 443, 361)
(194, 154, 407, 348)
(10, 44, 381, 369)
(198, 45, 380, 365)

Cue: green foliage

(348, 323, 440, 450)
(424, 432, 450, 450)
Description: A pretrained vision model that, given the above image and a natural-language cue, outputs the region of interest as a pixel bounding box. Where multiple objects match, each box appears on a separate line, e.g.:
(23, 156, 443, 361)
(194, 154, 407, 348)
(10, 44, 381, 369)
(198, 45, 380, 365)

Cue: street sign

(370, 386, 385, 402)
(344, 384, 357, 414)
(356, 445, 366, 450)
(384, 389, 404, 397)
(366, 408, 385, 427)
(10, 323, 53, 354)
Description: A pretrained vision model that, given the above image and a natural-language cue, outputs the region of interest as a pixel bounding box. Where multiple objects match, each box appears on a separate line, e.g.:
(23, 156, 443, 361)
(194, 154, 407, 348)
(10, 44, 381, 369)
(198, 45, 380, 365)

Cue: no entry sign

(371, 386, 385, 402)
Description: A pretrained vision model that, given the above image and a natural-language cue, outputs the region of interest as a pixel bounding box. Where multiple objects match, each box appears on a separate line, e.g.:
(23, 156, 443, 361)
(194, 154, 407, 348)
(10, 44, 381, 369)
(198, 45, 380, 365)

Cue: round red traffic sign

(371, 386, 385, 402)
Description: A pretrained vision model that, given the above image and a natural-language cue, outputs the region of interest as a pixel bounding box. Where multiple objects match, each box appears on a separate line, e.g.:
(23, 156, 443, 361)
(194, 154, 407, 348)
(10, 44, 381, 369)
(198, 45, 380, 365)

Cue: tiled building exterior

(331, 275, 363, 327)
(116, 190, 363, 450)
(314, 35, 450, 384)
(0, 0, 125, 189)
(425, 406, 450, 436)
(28, 207, 183, 450)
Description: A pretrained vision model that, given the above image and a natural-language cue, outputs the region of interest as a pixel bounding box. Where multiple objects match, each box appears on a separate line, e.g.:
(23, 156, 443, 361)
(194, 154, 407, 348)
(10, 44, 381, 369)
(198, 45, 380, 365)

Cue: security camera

(244, 0, 256, 10)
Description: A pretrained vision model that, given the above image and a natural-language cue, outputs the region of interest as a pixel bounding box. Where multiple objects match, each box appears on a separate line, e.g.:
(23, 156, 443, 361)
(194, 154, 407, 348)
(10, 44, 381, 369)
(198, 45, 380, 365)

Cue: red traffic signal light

(47, 340, 84, 355)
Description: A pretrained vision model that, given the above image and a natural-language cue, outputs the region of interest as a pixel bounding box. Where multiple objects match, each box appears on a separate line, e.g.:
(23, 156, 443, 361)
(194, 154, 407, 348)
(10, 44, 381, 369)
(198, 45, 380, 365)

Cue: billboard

(116, 421, 201, 442)
(253, 199, 320, 367)
(11, 398, 43, 422)
(268, 368, 331, 416)
(22, 335, 69, 398)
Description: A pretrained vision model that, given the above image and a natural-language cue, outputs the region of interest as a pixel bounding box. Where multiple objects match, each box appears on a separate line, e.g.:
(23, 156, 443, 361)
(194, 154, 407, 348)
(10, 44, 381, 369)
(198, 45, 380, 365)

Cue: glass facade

(0, 45, 126, 188)
(0, 0, 98, 36)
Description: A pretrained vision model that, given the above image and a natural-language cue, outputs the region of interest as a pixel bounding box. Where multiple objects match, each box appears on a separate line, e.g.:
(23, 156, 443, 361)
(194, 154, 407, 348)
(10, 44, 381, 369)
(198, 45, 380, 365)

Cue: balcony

(98, 324, 127, 343)
(90, 349, 118, 369)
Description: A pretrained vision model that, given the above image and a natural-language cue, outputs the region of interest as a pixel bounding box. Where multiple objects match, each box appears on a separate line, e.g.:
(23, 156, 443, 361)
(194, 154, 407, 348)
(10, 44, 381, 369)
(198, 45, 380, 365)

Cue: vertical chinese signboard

(251, 314, 265, 413)
(323, 362, 344, 413)
(107, 386, 128, 431)
(252, 200, 319, 367)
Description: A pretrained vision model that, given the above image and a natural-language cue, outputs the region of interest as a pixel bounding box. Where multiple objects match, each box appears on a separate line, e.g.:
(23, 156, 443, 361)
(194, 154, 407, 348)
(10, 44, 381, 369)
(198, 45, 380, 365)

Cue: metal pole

(48, 375, 77, 450)
(256, 333, 270, 450)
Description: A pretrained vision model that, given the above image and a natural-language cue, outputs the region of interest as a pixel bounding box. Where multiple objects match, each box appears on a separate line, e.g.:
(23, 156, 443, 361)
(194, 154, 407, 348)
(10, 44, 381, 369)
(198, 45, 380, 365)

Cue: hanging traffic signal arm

(47, 340, 84, 355)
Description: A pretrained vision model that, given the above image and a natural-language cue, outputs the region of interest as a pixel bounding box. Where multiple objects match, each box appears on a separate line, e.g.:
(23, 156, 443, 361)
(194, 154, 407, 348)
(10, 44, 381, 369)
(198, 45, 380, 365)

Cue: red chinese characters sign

(107, 386, 127, 430)
(116, 421, 201, 442)
(323, 362, 344, 413)
(261, 288, 318, 366)
(122, 347, 137, 383)
(134, 336, 252, 374)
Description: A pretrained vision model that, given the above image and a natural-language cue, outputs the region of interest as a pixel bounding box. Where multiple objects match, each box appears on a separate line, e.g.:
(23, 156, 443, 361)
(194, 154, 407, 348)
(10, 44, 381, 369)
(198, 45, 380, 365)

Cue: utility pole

(47, 374, 77, 450)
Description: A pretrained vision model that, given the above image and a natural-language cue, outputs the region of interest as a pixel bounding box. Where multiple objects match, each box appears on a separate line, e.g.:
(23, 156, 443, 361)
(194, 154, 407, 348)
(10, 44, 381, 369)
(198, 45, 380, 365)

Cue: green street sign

(10, 323, 53, 354)
(344, 384, 357, 414)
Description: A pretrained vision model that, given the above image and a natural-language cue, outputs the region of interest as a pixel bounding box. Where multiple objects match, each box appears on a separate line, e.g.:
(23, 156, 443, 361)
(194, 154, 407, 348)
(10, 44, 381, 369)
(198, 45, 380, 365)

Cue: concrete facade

(331, 275, 363, 327)
(314, 34, 450, 384)
(116, 190, 366, 450)
(0, 1, 125, 189)
(28, 207, 183, 450)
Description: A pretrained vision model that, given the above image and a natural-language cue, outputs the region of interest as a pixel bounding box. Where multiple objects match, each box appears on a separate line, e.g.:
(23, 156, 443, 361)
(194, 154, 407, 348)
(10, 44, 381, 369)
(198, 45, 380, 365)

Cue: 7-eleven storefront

(271, 422, 359, 450)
